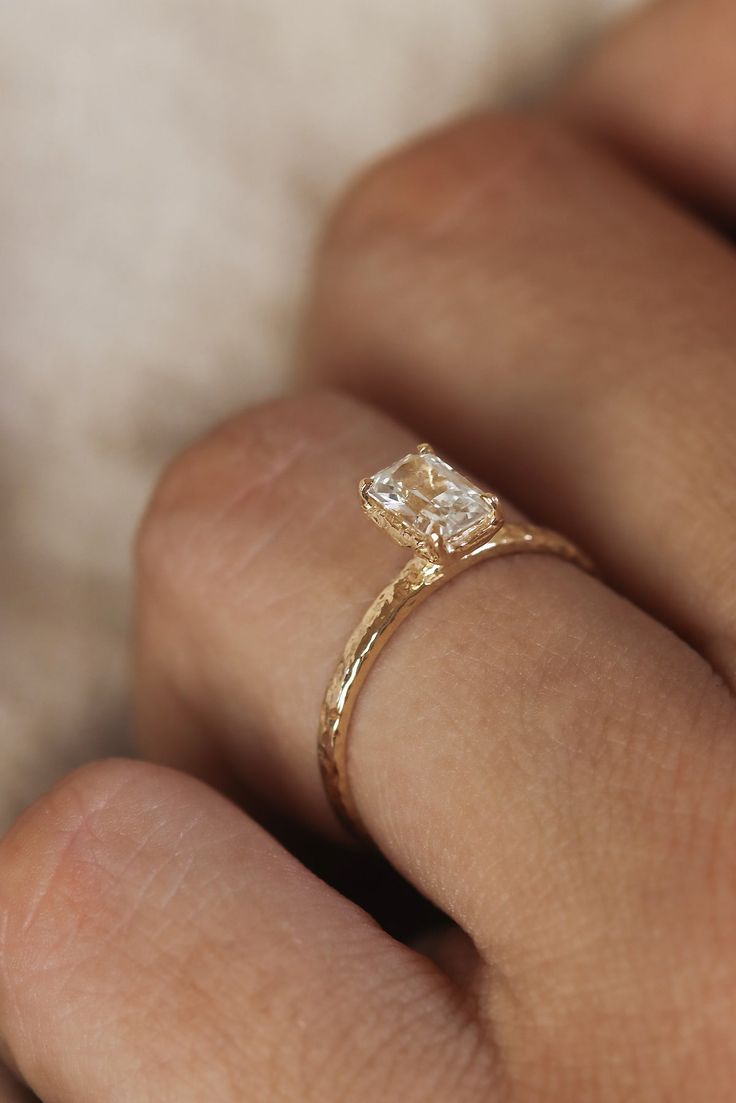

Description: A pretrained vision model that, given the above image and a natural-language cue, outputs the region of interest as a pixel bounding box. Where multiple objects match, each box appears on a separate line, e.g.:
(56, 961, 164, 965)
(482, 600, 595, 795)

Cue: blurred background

(0, 0, 643, 829)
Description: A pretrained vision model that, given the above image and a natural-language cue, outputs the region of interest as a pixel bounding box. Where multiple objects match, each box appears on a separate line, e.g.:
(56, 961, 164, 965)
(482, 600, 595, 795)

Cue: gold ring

(318, 444, 593, 838)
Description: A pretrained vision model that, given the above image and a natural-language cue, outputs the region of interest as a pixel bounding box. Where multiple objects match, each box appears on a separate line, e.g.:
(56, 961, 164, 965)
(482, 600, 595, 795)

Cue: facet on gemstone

(362, 450, 497, 555)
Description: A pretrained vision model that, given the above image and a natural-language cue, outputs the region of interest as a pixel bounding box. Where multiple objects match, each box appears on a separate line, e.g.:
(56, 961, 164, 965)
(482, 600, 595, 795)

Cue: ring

(318, 444, 593, 838)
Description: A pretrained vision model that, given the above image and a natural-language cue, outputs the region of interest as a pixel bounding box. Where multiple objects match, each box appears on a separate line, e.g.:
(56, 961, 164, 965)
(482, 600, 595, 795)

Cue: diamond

(362, 449, 498, 556)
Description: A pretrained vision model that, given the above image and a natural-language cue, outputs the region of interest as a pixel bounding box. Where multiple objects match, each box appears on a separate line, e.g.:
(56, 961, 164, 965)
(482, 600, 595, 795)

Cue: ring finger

(135, 390, 736, 1095)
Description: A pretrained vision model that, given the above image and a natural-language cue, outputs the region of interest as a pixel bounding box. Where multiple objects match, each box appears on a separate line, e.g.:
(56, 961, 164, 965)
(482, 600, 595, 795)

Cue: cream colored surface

(0, 0, 642, 828)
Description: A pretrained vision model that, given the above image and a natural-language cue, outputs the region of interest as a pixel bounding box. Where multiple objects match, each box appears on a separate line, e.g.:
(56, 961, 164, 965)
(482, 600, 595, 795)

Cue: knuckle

(135, 388, 359, 604)
(324, 114, 581, 253)
(0, 760, 158, 985)
(134, 420, 227, 595)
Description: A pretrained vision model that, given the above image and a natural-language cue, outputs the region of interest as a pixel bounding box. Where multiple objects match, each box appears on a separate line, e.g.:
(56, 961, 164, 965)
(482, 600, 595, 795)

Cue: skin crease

(2, 2, 736, 1100)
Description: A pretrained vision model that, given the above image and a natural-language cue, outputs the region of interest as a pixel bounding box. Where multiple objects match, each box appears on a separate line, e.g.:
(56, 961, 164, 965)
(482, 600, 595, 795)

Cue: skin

(2, 1, 736, 1098)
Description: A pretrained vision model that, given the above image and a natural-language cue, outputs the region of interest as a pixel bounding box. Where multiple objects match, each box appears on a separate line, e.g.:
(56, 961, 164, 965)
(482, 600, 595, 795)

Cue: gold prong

(422, 531, 445, 562)
(358, 478, 374, 511)
(481, 492, 499, 510)
(416, 442, 435, 455)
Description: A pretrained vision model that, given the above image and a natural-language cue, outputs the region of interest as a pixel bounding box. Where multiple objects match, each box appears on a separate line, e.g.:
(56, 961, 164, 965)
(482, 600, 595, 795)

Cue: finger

(305, 115, 736, 678)
(0, 1064, 37, 1103)
(557, 0, 736, 218)
(135, 390, 736, 1092)
(0, 759, 489, 1103)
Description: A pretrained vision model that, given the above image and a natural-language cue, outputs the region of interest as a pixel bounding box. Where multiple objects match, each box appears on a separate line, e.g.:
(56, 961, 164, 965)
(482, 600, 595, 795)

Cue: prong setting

(359, 448, 503, 562)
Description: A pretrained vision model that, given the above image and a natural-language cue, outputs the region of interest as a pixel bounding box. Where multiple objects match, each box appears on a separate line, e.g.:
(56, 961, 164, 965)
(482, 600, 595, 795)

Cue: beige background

(0, 0, 643, 830)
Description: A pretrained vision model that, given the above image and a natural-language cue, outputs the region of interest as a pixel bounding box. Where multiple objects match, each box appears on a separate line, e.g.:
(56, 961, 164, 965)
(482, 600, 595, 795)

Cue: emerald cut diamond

(361, 448, 499, 557)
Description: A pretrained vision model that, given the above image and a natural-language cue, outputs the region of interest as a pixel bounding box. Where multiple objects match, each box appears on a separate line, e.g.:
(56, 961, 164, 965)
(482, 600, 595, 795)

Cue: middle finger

(307, 116, 736, 676)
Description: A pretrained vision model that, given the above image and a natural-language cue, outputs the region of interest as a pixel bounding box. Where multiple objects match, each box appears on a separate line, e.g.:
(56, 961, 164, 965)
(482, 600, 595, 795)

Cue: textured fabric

(0, 0, 643, 826)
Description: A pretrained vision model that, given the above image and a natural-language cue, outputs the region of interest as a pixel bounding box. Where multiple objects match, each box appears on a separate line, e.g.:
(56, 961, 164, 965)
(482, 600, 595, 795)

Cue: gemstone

(363, 450, 497, 554)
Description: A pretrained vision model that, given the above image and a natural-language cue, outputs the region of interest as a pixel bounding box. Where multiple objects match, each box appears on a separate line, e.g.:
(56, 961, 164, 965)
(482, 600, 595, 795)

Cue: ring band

(318, 444, 593, 838)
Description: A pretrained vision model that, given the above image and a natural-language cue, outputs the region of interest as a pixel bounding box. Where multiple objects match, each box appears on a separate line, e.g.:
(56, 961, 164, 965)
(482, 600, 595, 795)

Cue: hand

(3, 2, 736, 1099)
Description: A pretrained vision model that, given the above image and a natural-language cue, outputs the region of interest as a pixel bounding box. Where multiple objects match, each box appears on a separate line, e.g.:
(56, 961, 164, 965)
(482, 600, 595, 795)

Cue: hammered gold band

(319, 510, 592, 838)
